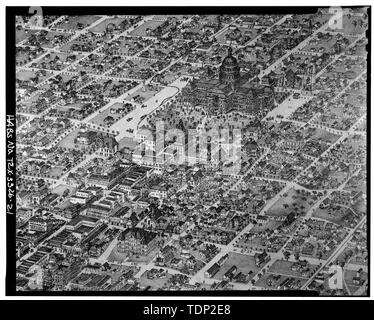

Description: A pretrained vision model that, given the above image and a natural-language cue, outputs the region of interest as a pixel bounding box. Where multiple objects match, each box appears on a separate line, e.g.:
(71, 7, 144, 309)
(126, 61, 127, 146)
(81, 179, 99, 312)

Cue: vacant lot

(266, 188, 319, 218)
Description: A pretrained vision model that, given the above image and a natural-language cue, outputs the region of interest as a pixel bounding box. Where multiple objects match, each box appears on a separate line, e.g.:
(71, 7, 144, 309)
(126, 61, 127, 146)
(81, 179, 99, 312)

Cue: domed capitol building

(183, 47, 274, 116)
(219, 47, 241, 87)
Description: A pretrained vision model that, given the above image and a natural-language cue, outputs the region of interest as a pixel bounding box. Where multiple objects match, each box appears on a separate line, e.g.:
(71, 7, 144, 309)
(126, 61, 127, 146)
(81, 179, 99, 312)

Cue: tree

(63, 189, 70, 197)
(283, 251, 291, 261)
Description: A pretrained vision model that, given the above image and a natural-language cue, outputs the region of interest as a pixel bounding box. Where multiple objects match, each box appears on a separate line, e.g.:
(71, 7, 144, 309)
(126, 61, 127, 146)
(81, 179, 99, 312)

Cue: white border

(0, 0, 372, 300)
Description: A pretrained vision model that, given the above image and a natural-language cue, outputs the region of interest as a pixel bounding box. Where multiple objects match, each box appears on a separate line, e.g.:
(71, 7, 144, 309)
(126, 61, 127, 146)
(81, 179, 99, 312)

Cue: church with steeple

(183, 47, 274, 116)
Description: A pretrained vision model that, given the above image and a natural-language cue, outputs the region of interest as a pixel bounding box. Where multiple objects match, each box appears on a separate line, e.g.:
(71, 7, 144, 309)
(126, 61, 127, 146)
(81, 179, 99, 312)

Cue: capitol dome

(219, 47, 240, 87)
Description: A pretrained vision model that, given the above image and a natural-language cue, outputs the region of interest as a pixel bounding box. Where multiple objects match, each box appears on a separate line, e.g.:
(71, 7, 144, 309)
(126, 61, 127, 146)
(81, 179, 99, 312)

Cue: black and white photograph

(2, 2, 371, 307)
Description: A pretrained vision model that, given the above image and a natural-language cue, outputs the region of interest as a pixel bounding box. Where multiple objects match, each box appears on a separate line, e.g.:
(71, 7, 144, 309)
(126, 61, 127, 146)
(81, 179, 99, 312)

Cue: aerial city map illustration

(12, 7, 368, 296)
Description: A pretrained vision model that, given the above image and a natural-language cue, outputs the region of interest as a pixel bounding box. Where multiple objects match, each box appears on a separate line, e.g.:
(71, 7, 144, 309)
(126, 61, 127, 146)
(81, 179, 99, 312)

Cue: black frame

(5, 5, 371, 297)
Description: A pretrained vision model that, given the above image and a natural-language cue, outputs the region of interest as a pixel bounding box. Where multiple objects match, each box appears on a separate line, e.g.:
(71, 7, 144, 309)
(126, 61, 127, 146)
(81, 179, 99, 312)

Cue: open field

(266, 188, 319, 218)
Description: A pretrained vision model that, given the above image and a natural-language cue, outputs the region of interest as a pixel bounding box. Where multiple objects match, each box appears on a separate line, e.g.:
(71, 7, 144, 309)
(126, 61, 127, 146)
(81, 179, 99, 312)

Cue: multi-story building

(86, 167, 125, 190)
(28, 216, 52, 232)
(183, 47, 274, 116)
(117, 227, 158, 256)
(52, 262, 82, 290)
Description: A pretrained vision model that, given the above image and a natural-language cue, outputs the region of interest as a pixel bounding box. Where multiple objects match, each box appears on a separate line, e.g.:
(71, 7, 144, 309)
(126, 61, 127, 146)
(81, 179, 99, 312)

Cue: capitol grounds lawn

(212, 252, 260, 282)
(267, 259, 319, 279)
(138, 270, 173, 290)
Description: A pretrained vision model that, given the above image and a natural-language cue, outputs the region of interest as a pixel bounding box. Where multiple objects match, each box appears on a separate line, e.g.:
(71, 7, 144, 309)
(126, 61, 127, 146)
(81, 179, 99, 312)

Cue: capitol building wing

(183, 47, 274, 116)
